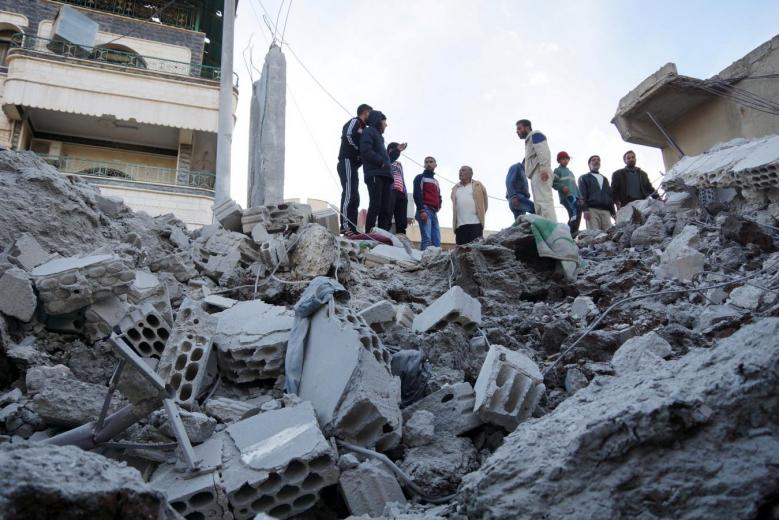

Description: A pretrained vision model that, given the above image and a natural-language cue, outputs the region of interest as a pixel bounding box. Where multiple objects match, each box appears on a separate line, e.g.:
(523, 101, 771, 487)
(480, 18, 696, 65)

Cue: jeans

(561, 195, 582, 235)
(509, 195, 535, 219)
(416, 207, 440, 250)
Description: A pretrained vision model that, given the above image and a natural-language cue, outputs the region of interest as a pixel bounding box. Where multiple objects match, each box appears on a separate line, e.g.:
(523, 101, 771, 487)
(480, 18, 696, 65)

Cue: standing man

(360, 110, 398, 232)
(451, 165, 488, 245)
(516, 119, 556, 221)
(413, 156, 442, 250)
(387, 142, 413, 237)
(577, 155, 616, 232)
(506, 161, 535, 219)
(337, 104, 371, 236)
(611, 150, 659, 209)
(553, 151, 582, 235)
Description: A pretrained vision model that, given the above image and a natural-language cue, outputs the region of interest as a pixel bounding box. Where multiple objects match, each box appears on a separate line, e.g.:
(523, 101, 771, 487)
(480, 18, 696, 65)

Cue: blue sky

(230, 0, 779, 230)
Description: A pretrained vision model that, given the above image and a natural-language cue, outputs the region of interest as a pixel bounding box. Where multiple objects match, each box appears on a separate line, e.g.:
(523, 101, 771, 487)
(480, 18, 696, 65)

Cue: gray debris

(0, 267, 37, 321)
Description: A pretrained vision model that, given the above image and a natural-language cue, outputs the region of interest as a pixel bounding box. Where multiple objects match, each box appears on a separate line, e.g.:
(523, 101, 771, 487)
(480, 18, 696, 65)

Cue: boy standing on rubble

(413, 156, 443, 250)
(553, 151, 582, 235)
(387, 142, 413, 237)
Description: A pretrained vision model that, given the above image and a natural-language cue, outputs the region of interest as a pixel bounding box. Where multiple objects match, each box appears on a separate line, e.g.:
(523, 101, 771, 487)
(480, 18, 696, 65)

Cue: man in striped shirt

(337, 103, 372, 235)
(387, 142, 412, 236)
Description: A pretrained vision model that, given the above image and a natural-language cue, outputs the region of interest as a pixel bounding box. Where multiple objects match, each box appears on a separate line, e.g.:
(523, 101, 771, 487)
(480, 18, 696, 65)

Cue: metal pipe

(163, 398, 200, 469)
(94, 360, 125, 437)
(646, 111, 685, 158)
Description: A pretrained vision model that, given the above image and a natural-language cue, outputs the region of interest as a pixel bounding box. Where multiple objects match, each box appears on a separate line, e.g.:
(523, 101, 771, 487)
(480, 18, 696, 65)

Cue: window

(0, 29, 18, 71)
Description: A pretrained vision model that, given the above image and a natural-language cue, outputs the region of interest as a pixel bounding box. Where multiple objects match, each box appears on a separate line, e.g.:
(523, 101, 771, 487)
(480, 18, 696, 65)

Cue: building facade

(0, 0, 237, 227)
(612, 34, 779, 170)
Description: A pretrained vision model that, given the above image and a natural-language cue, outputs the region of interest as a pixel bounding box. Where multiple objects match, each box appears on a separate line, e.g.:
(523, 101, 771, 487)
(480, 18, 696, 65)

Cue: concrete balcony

(2, 34, 237, 134)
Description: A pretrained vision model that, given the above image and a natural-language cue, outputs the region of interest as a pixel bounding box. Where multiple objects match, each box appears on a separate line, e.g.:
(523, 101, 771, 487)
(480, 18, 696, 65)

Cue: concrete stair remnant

(222, 402, 339, 520)
(412, 285, 482, 333)
(213, 300, 294, 383)
(298, 305, 402, 451)
(30, 254, 134, 315)
(473, 345, 545, 431)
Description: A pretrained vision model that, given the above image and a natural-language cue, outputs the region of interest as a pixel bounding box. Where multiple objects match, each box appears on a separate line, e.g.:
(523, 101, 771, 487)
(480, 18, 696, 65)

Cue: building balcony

(38, 154, 215, 193)
(55, 0, 200, 31)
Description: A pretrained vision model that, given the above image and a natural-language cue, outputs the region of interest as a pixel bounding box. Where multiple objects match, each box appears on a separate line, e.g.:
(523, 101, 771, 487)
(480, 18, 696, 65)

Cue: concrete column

(247, 44, 286, 208)
(214, 0, 236, 204)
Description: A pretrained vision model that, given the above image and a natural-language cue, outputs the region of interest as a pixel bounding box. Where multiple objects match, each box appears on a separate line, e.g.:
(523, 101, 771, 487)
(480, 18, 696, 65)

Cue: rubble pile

(2, 150, 779, 519)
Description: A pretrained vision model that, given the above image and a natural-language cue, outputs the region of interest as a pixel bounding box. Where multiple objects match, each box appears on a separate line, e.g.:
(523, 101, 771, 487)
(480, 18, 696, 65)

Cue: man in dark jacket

(611, 150, 658, 209)
(577, 155, 616, 232)
(337, 103, 372, 235)
(413, 156, 443, 250)
(505, 161, 535, 219)
(360, 110, 395, 232)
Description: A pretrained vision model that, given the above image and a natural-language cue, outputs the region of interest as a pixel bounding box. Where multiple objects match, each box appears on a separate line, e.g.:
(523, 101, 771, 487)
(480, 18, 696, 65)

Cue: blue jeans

(416, 207, 440, 250)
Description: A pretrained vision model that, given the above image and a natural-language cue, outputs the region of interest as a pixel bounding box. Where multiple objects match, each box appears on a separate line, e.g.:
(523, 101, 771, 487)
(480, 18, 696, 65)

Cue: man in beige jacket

(516, 119, 557, 222)
(451, 165, 488, 245)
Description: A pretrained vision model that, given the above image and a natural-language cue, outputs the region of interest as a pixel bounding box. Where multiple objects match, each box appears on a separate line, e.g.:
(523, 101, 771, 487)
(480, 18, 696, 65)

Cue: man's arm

(611, 170, 623, 209)
(531, 133, 552, 181)
(344, 118, 359, 152)
(578, 176, 589, 211)
(412, 174, 424, 211)
(640, 169, 659, 199)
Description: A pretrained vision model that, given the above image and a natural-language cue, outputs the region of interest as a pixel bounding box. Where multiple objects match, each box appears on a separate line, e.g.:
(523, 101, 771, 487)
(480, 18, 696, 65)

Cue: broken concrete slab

(203, 294, 238, 310)
(358, 300, 397, 333)
(8, 233, 53, 271)
(83, 295, 129, 340)
(364, 244, 422, 268)
(203, 397, 257, 424)
(413, 285, 482, 333)
(116, 302, 172, 358)
(94, 194, 126, 217)
(655, 227, 705, 282)
(400, 434, 480, 496)
(339, 459, 406, 517)
(5, 337, 49, 368)
(298, 304, 402, 451)
(611, 332, 672, 374)
(214, 300, 294, 383)
(152, 409, 217, 444)
(401, 382, 482, 436)
(473, 345, 545, 431)
(727, 284, 765, 311)
(0, 267, 36, 321)
(193, 226, 261, 283)
(223, 402, 339, 520)
(157, 300, 217, 410)
(30, 254, 134, 315)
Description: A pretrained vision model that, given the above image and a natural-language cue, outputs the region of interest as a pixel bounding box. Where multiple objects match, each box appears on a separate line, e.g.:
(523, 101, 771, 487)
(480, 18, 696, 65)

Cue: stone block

(83, 296, 129, 340)
(223, 402, 339, 520)
(117, 302, 172, 358)
(158, 300, 217, 410)
(8, 233, 53, 271)
(251, 223, 272, 244)
(259, 237, 289, 271)
(289, 224, 336, 279)
(214, 300, 294, 383)
(473, 345, 545, 431)
(401, 382, 482, 436)
(395, 304, 415, 329)
(312, 207, 339, 235)
(213, 198, 244, 232)
(727, 284, 764, 311)
(30, 254, 134, 315)
(0, 267, 36, 322)
(403, 410, 436, 447)
(339, 459, 406, 517)
(358, 300, 397, 332)
(365, 244, 422, 267)
(127, 271, 173, 326)
(299, 305, 402, 451)
(413, 286, 482, 333)
(611, 332, 672, 374)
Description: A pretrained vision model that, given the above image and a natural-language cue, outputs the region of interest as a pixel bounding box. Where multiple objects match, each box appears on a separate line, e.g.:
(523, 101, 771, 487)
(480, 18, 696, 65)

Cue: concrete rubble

(2, 150, 779, 518)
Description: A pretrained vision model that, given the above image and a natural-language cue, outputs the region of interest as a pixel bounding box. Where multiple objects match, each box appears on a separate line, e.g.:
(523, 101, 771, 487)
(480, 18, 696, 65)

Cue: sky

(228, 0, 779, 231)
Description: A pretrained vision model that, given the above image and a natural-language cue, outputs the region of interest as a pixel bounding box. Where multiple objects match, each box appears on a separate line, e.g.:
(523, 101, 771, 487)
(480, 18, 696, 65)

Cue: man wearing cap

(577, 155, 616, 232)
(553, 151, 582, 234)
(516, 119, 556, 222)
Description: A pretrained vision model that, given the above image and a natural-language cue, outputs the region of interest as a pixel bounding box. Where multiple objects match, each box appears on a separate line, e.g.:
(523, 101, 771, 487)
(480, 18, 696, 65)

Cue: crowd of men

(337, 106, 658, 250)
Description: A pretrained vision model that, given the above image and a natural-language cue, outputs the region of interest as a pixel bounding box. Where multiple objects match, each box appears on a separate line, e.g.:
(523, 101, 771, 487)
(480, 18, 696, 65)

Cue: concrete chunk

(193, 226, 261, 283)
(0, 267, 36, 322)
(223, 402, 339, 520)
(203, 397, 256, 424)
(570, 296, 598, 321)
(127, 271, 173, 326)
(365, 244, 422, 267)
(401, 382, 482, 436)
(404, 410, 436, 447)
(84, 296, 129, 340)
(313, 207, 339, 235)
(299, 305, 402, 451)
(117, 302, 172, 358)
(214, 300, 294, 383)
(153, 409, 217, 444)
(259, 237, 289, 271)
(611, 332, 672, 374)
(413, 286, 482, 333)
(359, 300, 397, 332)
(242, 203, 312, 234)
(31, 254, 134, 315)
(473, 345, 545, 431)
(339, 459, 406, 517)
(213, 198, 244, 232)
(8, 233, 53, 271)
(395, 304, 414, 329)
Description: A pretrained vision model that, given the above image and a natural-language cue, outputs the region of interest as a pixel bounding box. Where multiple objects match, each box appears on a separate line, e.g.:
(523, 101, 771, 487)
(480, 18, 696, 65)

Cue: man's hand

(406, 218, 414, 226)
(418, 210, 428, 224)
(510, 196, 520, 209)
(398, 142, 408, 152)
(583, 211, 590, 221)
(540, 171, 550, 183)
(562, 186, 569, 194)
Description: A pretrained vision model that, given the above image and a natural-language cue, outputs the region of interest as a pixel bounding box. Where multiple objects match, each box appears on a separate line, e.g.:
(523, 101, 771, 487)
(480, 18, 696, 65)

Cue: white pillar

(214, 0, 235, 204)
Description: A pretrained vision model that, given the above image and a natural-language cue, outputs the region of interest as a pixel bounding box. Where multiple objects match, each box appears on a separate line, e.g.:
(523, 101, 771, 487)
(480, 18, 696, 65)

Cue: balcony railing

(38, 155, 216, 191)
(57, 0, 198, 31)
(10, 34, 238, 87)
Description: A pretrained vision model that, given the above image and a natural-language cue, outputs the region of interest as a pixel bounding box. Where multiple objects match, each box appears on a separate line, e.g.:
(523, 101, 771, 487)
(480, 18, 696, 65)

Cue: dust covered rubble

(2, 151, 779, 519)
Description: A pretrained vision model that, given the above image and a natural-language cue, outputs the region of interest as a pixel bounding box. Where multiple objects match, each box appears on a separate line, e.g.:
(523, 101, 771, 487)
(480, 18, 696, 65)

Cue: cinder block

(312, 208, 339, 235)
(213, 300, 294, 383)
(412, 285, 481, 333)
(259, 237, 289, 271)
(150, 436, 227, 519)
(0, 267, 37, 322)
(299, 305, 402, 451)
(222, 402, 339, 520)
(251, 223, 271, 244)
(358, 300, 396, 333)
(473, 345, 545, 431)
(117, 302, 172, 358)
(213, 198, 244, 232)
(364, 244, 422, 267)
(157, 300, 217, 410)
(242, 203, 312, 234)
(83, 295, 129, 340)
(402, 382, 482, 436)
(127, 271, 173, 326)
(30, 254, 134, 315)
(8, 233, 53, 271)
(339, 459, 406, 517)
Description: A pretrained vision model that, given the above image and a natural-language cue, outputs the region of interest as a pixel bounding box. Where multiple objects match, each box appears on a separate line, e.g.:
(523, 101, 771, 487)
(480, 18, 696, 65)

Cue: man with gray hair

(450, 165, 488, 245)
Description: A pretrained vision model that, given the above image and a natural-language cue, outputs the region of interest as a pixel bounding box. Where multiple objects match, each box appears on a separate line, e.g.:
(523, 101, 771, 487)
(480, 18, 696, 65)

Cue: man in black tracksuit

(337, 103, 372, 234)
(360, 110, 394, 232)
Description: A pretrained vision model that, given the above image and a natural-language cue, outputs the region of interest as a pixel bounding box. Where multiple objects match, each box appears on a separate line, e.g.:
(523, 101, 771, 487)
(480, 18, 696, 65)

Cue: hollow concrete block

(83, 295, 129, 340)
(358, 300, 397, 333)
(127, 271, 173, 326)
(412, 285, 481, 333)
(117, 302, 172, 358)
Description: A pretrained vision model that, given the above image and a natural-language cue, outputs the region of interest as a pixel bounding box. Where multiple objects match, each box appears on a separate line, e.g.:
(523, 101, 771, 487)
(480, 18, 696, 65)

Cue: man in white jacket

(516, 119, 557, 222)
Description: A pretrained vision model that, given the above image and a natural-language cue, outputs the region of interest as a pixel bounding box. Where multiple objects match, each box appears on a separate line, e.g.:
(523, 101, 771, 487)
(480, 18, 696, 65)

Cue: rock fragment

(0, 267, 36, 321)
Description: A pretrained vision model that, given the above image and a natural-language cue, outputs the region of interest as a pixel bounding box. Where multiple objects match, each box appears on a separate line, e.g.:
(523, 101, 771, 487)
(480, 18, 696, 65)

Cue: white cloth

(455, 183, 480, 226)
(591, 172, 605, 189)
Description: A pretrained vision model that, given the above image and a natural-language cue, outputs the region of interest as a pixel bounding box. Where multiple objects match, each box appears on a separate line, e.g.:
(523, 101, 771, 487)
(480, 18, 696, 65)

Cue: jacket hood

(367, 110, 386, 127)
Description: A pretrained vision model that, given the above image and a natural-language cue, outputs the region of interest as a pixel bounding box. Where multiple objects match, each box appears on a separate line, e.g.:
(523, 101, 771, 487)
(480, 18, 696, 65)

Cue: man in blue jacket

(360, 110, 395, 232)
(337, 103, 371, 235)
(506, 162, 535, 219)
